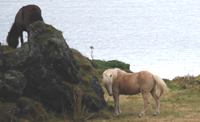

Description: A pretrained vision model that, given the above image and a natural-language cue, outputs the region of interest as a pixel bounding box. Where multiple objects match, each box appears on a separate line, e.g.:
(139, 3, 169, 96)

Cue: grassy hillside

(1, 46, 200, 122)
(91, 77, 200, 122)
(71, 48, 200, 122)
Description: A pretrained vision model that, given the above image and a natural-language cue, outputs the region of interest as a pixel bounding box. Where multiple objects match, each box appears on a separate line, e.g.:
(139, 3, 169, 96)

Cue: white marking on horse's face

(104, 82, 113, 96)
(102, 72, 113, 96)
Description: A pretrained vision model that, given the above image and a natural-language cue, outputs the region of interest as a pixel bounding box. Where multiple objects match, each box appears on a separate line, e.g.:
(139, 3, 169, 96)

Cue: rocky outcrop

(0, 70, 26, 102)
(0, 21, 106, 116)
(11, 97, 48, 121)
(89, 76, 106, 111)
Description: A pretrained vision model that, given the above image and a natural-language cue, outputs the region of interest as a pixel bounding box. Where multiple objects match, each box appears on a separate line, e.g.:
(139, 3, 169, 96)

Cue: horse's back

(29, 5, 43, 23)
(138, 71, 154, 80)
(118, 71, 153, 83)
(23, 5, 43, 26)
(117, 71, 155, 95)
(15, 5, 43, 28)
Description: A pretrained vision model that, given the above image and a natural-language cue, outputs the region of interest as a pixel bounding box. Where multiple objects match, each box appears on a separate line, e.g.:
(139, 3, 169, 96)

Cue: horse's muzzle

(109, 93, 113, 96)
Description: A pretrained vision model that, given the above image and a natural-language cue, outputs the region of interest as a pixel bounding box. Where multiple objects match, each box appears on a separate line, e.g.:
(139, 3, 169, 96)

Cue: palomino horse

(6, 5, 43, 48)
(102, 68, 168, 117)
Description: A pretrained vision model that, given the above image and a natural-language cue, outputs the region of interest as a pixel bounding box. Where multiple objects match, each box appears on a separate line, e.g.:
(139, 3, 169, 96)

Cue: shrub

(93, 60, 130, 71)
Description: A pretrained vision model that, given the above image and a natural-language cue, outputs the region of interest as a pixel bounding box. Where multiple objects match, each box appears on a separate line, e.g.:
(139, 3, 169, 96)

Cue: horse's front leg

(118, 100, 121, 114)
(113, 93, 120, 117)
(20, 32, 24, 46)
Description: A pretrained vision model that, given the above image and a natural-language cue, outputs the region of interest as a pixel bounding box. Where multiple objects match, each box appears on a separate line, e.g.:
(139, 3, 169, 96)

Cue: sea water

(0, 0, 200, 79)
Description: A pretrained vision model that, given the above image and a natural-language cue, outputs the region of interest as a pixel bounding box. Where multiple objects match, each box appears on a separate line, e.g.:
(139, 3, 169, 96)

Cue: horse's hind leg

(139, 92, 149, 117)
(151, 88, 160, 116)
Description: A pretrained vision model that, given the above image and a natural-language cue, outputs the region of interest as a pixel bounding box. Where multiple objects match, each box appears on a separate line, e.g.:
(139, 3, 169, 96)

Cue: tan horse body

(102, 69, 168, 117)
(6, 5, 43, 48)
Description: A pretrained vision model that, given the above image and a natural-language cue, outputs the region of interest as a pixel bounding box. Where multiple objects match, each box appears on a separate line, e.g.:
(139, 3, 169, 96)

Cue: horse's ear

(117, 70, 121, 75)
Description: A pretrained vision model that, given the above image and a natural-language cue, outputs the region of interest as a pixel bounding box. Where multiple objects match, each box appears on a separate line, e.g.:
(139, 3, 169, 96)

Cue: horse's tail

(30, 7, 43, 23)
(153, 75, 168, 98)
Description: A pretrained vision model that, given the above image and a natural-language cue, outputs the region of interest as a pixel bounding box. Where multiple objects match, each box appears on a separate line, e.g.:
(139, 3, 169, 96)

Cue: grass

(87, 74, 200, 122)
(0, 45, 20, 52)
(89, 88, 200, 122)
(67, 87, 84, 121)
(1, 46, 200, 122)
(93, 60, 130, 72)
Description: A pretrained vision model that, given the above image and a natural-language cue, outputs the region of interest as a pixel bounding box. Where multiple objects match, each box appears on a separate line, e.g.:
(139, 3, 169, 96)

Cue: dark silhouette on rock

(6, 4, 43, 48)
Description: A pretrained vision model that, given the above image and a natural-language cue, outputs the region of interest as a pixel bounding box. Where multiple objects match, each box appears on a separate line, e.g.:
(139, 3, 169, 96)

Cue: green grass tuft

(93, 60, 130, 71)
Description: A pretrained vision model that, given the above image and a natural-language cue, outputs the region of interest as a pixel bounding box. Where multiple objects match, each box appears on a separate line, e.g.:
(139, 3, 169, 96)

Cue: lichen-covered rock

(0, 70, 26, 102)
(89, 76, 107, 111)
(0, 97, 48, 122)
(11, 97, 48, 121)
(0, 21, 106, 114)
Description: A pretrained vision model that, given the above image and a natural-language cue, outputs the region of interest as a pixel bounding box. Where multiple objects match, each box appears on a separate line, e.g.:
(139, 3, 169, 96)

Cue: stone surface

(0, 21, 106, 115)
(0, 70, 26, 102)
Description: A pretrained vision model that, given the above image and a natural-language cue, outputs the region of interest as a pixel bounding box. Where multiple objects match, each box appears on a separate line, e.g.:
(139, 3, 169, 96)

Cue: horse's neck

(112, 72, 118, 82)
(9, 23, 19, 36)
(112, 73, 120, 87)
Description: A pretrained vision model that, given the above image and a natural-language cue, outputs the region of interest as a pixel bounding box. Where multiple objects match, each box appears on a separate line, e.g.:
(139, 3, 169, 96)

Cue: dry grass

(89, 88, 200, 122)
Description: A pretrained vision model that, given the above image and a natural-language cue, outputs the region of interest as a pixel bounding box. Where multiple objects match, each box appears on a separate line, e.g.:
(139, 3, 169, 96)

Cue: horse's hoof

(138, 114, 143, 118)
(153, 111, 160, 116)
(113, 113, 119, 117)
(153, 113, 157, 116)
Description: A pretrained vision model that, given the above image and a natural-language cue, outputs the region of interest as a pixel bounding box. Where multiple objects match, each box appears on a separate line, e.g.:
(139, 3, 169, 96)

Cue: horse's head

(102, 68, 127, 96)
(6, 32, 19, 48)
(114, 68, 127, 74)
(102, 70, 114, 96)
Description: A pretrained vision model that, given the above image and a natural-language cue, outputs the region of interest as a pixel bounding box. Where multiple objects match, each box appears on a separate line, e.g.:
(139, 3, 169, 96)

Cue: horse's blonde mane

(102, 68, 127, 83)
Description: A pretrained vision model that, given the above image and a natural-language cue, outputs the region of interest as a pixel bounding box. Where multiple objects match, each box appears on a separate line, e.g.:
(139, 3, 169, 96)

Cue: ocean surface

(0, 0, 200, 79)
